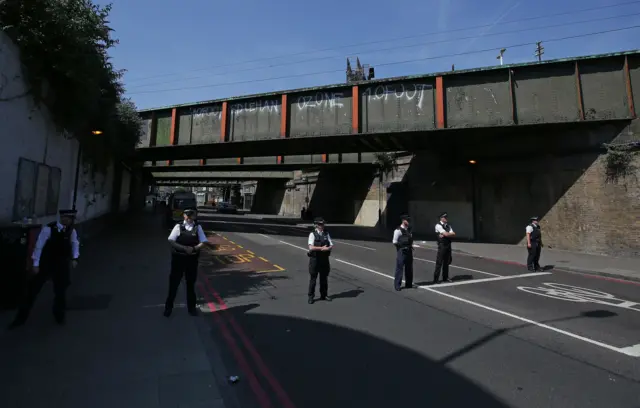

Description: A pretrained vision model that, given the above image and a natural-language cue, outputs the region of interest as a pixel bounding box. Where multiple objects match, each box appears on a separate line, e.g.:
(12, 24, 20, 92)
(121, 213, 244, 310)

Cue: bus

(165, 190, 197, 227)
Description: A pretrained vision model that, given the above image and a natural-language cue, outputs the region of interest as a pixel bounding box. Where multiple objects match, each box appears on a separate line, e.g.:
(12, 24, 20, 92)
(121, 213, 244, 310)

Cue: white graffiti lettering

(364, 83, 432, 110)
(296, 92, 344, 111)
(191, 106, 222, 120)
(231, 100, 280, 116)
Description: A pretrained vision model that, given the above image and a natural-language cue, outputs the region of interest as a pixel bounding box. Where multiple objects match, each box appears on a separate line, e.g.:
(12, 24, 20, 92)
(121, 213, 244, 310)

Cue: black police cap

(439, 212, 448, 219)
(59, 209, 77, 217)
(400, 214, 410, 221)
(530, 216, 539, 221)
(183, 208, 197, 216)
(314, 217, 325, 224)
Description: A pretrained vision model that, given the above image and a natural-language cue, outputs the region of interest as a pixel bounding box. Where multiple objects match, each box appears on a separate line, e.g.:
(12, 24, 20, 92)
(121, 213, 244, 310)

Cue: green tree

(0, 0, 142, 172)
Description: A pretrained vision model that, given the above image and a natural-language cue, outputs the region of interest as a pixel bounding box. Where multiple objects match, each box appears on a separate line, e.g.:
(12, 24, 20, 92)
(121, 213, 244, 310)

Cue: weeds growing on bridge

(603, 142, 639, 184)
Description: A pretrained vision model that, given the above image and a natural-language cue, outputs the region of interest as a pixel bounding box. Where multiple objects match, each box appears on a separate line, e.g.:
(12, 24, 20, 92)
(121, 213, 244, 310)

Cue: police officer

(526, 216, 543, 271)
(9, 209, 80, 328)
(164, 208, 208, 317)
(392, 214, 414, 291)
(433, 212, 455, 284)
(307, 217, 333, 304)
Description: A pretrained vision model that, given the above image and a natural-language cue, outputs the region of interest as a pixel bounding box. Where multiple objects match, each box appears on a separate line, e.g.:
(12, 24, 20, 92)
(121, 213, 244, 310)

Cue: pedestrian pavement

(0, 215, 236, 408)
(415, 241, 640, 282)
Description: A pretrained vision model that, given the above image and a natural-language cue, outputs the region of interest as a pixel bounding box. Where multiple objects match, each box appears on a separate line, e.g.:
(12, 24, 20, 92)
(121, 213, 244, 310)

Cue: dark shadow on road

(329, 288, 365, 299)
(438, 309, 618, 365)
(205, 303, 513, 408)
(415, 274, 473, 286)
(203, 300, 620, 408)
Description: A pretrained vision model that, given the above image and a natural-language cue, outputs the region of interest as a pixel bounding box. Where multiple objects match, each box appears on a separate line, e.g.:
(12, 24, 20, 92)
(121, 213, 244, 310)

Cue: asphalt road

(194, 213, 640, 408)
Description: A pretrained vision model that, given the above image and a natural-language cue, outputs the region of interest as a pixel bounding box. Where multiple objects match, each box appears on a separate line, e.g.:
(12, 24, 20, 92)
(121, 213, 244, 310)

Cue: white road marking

(332, 240, 377, 251)
(619, 343, 640, 356)
(518, 283, 640, 312)
(414, 257, 501, 277)
(432, 272, 552, 287)
(262, 236, 640, 358)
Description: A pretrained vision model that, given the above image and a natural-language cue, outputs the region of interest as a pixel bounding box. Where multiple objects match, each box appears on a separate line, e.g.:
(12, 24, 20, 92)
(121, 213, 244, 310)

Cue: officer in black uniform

(164, 208, 208, 317)
(307, 217, 333, 304)
(433, 212, 455, 284)
(526, 216, 543, 271)
(392, 214, 414, 291)
(9, 209, 80, 328)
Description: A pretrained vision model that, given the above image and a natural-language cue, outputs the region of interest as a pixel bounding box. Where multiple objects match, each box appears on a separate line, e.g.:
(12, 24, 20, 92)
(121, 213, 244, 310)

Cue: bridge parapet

(137, 51, 639, 163)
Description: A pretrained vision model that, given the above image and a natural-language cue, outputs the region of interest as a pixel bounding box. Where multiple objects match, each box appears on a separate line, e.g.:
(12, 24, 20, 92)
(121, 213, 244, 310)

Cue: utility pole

(496, 48, 506, 66)
(535, 42, 544, 62)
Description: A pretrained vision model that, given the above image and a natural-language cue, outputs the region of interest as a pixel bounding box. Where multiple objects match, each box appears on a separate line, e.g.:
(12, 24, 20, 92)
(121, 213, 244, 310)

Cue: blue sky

(96, 0, 640, 110)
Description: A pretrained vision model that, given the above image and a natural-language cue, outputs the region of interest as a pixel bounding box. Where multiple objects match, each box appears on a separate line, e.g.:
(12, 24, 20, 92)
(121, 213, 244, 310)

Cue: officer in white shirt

(307, 217, 333, 304)
(164, 208, 208, 317)
(9, 209, 80, 328)
(433, 212, 455, 284)
(392, 214, 414, 291)
(525, 216, 543, 271)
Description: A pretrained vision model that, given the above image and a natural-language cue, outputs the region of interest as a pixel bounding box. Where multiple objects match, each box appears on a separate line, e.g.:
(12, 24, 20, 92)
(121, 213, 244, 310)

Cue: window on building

(12, 157, 62, 221)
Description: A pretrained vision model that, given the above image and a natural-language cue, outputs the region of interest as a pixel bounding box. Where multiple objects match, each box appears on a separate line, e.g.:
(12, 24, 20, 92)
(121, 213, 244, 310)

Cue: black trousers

(165, 254, 199, 311)
(527, 242, 542, 270)
(433, 243, 452, 282)
(394, 248, 413, 289)
(14, 264, 70, 323)
(308, 256, 330, 298)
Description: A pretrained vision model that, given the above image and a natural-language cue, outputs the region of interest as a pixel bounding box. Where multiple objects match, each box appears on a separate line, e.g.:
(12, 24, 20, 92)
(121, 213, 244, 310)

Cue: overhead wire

(127, 25, 640, 96)
(124, 0, 640, 84)
(126, 12, 640, 90)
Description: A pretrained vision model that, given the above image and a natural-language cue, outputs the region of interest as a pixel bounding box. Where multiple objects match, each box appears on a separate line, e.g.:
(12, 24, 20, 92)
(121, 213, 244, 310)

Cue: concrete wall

(279, 166, 376, 223)
(251, 179, 286, 214)
(0, 32, 126, 227)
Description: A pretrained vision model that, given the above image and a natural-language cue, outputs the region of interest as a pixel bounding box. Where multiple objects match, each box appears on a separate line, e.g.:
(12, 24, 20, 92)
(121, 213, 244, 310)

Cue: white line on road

(432, 272, 552, 287)
(261, 236, 640, 358)
(414, 257, 501, 277)
(332, 240, 377, 251)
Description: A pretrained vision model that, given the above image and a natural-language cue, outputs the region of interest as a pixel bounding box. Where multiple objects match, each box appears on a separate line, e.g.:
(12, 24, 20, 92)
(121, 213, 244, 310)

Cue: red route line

(201, 275, 297, 408)
(196, 281, 274, 408)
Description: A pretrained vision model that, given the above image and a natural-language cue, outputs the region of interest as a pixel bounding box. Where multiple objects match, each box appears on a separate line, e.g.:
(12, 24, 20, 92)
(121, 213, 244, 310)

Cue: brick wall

(474, 120, 640, 256)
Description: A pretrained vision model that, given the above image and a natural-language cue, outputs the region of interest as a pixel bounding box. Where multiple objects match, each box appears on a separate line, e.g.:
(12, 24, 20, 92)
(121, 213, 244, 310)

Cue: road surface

(194, 213, 640, 408)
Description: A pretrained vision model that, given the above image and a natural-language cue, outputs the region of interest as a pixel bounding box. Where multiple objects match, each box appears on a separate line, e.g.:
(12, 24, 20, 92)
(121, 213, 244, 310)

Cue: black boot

(308, 297, 314, 304)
